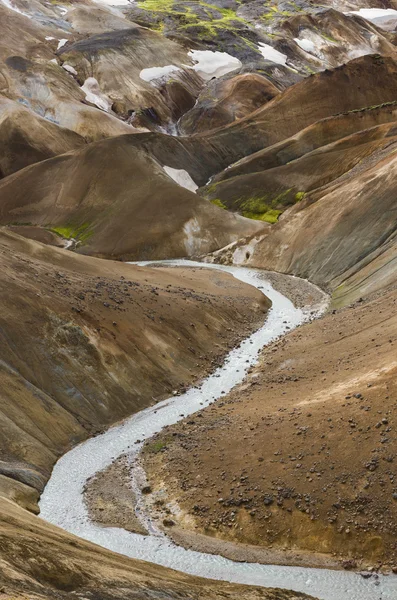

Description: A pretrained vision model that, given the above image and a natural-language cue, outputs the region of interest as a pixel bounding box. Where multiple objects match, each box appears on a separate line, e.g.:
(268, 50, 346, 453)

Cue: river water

(39, 261, 397, 600)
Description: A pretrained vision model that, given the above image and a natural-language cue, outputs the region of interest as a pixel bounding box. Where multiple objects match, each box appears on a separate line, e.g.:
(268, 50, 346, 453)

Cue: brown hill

(0, 2, 141, 141)
(202, 120, 397, 219)
(144, 281, 397, 570)
(118, 55, 397, 188)
(212, 102, 397, 182)
(243, 145, 397, 301)
(0, 98, 84, 178)
(0, 228, 298, 600)
(58, 26, 202, 129)
(0, 497, 314, 600)
(0, 135, 263, 260)
(0, 228, 268, 506)
(179, 73, 281, 135)
(279, 9, 397, 71)
(193, 54, 397, 183)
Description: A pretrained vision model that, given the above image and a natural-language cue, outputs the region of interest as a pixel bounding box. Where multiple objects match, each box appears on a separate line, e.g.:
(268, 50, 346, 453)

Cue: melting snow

(81, 78, 112, 112)
(163, 166, 198, 192)
(140, 65, 181, 83)
(349, 8, 397, 30)
(63, 64, 78, 76)
(188, 50, 242, 80)
(1, 0, 21, 13)
(258, 43, 287, 66)
(1, 0, 30, 16)
(351, 8, 397, 19)
(294, 38, 316, 54)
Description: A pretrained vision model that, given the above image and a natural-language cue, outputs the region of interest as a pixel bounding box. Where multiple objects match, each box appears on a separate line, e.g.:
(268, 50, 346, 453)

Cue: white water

(39, 261, 397, 600)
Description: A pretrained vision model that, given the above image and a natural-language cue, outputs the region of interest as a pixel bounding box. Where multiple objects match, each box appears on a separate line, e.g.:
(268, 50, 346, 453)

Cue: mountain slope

(0, 98, 85, 178)
(0, 228, 268, 504)
(244, 146, 397, 299)
(0, 135, 263, 259)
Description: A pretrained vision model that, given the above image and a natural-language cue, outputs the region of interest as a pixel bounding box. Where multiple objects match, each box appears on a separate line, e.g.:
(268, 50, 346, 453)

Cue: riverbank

(84, 267, 326, 536)
(143, 281, 397, 572)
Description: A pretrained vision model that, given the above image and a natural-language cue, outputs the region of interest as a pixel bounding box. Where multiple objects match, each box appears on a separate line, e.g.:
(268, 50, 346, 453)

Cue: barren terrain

(143, 284, 397, 571)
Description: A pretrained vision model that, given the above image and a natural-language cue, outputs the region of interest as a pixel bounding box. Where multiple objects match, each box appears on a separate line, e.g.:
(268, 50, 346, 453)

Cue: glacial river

(39, 261, 397, 600)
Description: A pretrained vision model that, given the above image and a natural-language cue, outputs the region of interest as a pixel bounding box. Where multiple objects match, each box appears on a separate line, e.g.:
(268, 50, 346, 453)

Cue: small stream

(39, 261, 397, 600)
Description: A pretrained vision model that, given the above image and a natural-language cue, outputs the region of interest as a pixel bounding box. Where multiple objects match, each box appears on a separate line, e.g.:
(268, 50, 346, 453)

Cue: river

(39, 261, 397, 600)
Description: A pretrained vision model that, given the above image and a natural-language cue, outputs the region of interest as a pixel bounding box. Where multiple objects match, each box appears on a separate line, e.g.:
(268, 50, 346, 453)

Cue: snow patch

(63, 64, 78, 76)
(349, 8, 397, 30)
(140, 65, 181, 83)
(163, 166, 198, 192)
(0, 0, 28, 16)
(294, 37, 316, 54)
(81, 78, 112, 112)
(45, 36, 55, 41)
(351, 8, 397, 19)
(57, 39, 68, 50)
(188, 50, 242, 80)
(258, 43, 287, 66)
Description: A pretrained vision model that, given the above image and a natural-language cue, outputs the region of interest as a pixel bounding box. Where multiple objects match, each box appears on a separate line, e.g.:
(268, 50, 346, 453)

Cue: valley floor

(143, 282, 397, 571)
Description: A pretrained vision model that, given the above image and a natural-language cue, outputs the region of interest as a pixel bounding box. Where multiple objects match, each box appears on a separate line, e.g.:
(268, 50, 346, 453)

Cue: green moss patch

(295, 191, 306, 202)
(238, 189, 294, 223)
(241, 208, 282, 223)
(144, 438, 170, 454)
(211, 198, 227, 209)
(50, 223, 93, 243)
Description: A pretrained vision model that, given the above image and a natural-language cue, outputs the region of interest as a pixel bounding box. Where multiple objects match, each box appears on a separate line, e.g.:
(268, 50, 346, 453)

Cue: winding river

(39, 261, 397, 600)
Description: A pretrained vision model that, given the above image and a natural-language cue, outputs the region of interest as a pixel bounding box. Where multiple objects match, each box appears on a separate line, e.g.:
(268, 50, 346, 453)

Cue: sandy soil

(143, 283, 397, 571)
(84, 455, 148, 535)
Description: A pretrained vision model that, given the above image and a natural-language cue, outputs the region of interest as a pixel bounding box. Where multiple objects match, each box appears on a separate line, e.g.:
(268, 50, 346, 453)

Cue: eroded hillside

(1, 0, 397, 597)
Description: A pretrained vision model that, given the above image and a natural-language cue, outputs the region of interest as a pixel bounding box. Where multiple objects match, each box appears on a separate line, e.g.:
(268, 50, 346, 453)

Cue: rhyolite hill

(1, 0, 397, 596)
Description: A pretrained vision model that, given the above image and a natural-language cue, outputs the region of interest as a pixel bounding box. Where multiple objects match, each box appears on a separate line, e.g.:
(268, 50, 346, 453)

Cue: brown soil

(0, 497, 316, 600)
(6, 226, 65, 247)
(0, 228, 269, 511)
(0, 230, 306, 600)
(84, 455, 148, 535)
(0, 135, 263, 261)
(143, 283, 397, 571)
(85, 271, 326, 546)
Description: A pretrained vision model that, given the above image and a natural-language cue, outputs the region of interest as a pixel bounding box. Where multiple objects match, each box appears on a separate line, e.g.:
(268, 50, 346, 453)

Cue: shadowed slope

(0, 99, 85, 177)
